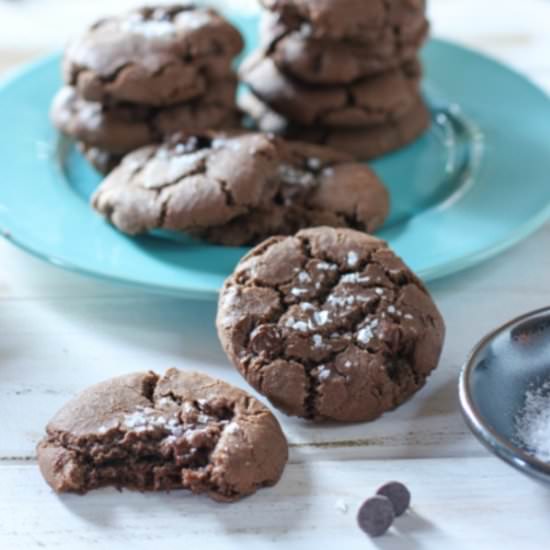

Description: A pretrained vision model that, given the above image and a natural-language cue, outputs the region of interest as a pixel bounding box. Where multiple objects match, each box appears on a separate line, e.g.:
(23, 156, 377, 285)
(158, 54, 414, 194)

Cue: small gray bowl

(459, 306, 550, 484)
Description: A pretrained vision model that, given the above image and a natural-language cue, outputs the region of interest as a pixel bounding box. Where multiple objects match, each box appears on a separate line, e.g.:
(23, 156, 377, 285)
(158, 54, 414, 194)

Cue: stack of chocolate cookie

(241, 0, 431, 160)
(51, 4, 244, 173)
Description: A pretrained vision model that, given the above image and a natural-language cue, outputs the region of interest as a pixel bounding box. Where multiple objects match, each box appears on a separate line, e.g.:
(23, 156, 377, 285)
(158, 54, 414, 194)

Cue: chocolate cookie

(92, 132, 389, 243)
(51, 81, 239, 155)
(64, 4, 243, 106)
(262, 12, 428, 85)
(260, 0, 427, 44)
(37, 369, 288, 500)
(241, 55, 420, 127)
(217, 227, 445, 422)
(241, 93, 431, 161)
(293, 98, 431, 160)
(92, 132, 280, 235)
(195, 140, 389, 245)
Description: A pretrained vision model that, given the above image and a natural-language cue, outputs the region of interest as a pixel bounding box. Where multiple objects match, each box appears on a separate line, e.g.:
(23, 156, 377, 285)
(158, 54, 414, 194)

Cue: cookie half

(37, 369, 288, 501)
(217, 227, 445, 422)
(52, 81, 239, 155)
(241, 55, 421, 127)
(195, 140, 389, 245)
(64, 4, 243, 106)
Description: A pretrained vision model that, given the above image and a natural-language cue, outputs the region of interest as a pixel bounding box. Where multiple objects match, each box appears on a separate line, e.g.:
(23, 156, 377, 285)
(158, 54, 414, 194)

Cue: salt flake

(314, 310, 330, 326)
(312, 334, 324, 348)
(347, 251, 359, 267)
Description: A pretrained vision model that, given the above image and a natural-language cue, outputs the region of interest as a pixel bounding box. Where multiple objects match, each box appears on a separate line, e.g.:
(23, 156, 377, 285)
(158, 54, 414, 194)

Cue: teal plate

(1, 15, 550, 299)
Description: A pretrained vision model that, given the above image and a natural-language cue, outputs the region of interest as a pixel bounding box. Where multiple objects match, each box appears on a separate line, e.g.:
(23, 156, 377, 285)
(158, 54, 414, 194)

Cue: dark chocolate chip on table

(377, 481, 411, 517)
(357, 495, 395, 537)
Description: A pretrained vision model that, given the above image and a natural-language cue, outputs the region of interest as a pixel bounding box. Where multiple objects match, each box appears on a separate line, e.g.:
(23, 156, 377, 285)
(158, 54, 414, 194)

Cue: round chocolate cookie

(64, 4, 243, 106)
(241, 55, 420, 127)
(37, 369, 288, 501)
(52, 81, 239, 155)
(261, 11, 428, 85)
(195, 140, 389, 245)
(93, 132, 389, 243)
(294, 98, 431, 160)
(241, 93, 431, 161)
(92, 132, 280, 235)
(217, 227, 445, 422)
(260, 0, 427, 44)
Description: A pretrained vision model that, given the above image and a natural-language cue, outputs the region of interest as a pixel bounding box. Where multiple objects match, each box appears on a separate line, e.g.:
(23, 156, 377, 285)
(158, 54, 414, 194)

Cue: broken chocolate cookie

(37, 369, 288, 501)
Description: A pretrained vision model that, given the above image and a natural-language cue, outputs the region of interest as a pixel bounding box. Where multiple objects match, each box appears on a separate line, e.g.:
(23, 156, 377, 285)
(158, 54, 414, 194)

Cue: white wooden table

(1, 1, 550, 548)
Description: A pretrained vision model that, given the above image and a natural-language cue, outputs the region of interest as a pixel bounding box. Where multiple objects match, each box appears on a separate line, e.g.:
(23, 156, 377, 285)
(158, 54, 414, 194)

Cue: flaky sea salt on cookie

(92, 132, 389, 243)
(37, 369, 288, 501)
(195, 138, 389, 245)
(217, 227, 445, 422)
(91, 132, 280, 235)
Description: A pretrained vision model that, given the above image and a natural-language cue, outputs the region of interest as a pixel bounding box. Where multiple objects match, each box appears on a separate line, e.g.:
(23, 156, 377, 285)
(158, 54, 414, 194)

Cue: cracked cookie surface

(217, 227, 445, 422)
(52, 82, 239, 155)
(92, 133, 389, 243)
(241, 55, 421, 127)
(259, 0, 427, 43)
(63, 4, 243, 106)
(37, 369, 288, 501)
(260, 8, 428, 85)
(91, 132, 280, 235)
(195, 140, 389, 245)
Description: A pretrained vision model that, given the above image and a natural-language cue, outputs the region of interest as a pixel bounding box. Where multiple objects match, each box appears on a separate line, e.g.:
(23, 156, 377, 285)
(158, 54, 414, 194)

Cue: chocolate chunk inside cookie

(217, 227, 445, 422)
(37, 369, 288, 501)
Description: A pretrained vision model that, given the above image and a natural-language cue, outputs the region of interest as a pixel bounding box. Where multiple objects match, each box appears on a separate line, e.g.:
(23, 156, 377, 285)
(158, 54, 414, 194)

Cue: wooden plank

(0, 286, 477, 461)
(0, 457, 547, 550)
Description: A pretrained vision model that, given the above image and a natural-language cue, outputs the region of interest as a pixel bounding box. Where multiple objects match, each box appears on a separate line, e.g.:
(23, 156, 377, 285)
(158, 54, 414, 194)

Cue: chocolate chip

(377, 481, 411, 517)
(357, 495, 395, 537)
(250, 324, 283, 359)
